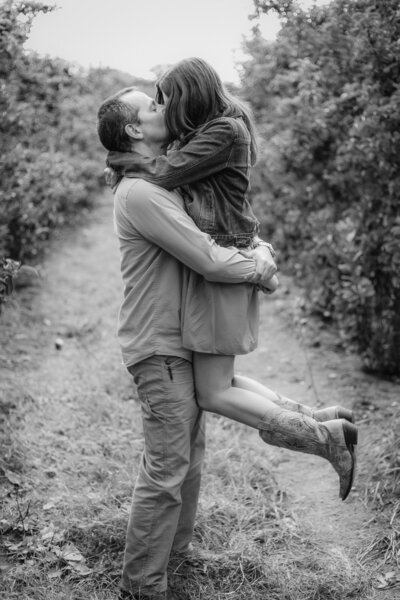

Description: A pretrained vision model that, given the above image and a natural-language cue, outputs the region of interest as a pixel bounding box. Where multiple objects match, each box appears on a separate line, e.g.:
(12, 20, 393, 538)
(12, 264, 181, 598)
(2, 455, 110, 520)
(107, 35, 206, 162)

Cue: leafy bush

(0, 259, 20, 313)
(0, 1, 154, 271)
(243, 0, 400, 374)
(0, 149, 97, 261)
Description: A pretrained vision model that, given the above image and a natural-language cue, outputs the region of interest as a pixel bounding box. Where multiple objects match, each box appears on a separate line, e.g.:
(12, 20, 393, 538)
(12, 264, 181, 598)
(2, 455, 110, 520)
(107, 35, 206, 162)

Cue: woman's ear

(125, 123, 143, 140)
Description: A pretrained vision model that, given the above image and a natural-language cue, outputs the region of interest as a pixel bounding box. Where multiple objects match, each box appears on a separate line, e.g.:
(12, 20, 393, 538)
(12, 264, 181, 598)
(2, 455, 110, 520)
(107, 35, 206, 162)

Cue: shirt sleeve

(126, 181, 256, 283)
(108, 119, 237, 191)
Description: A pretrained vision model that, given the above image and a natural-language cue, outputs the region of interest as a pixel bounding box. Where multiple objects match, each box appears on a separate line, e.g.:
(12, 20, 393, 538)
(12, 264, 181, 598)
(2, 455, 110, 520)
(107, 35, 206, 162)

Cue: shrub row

(0, 2, 102, 266)
(243, 0, 400, 374)
(0, 1, 155, 311)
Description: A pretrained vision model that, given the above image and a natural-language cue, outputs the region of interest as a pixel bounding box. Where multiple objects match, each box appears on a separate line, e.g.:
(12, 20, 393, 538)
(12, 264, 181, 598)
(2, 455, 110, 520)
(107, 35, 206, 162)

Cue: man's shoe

(118, 589, 178, 600)
(170, 543, 221, 568)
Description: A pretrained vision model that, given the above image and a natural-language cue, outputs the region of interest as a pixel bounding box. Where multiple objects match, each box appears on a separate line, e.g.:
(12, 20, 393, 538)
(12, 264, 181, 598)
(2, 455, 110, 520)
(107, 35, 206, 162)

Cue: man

(97, 88, 277, 600)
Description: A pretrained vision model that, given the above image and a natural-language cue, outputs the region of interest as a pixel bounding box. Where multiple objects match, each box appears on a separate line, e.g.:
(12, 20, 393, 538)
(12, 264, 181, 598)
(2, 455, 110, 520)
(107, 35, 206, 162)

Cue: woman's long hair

(156, 57, 258, 164)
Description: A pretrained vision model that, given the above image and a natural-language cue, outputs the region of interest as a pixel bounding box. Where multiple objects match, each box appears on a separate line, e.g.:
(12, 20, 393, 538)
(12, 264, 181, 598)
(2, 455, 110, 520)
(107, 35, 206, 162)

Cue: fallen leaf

(374, 571, 399, 589)
(41, 526, 56, 541)
(4, 470, 22, 486)
(61, 543, 84, 563)
(71, 562, 92, 575)
(47, 569, 63, 579)
(3, 541, 23, 552)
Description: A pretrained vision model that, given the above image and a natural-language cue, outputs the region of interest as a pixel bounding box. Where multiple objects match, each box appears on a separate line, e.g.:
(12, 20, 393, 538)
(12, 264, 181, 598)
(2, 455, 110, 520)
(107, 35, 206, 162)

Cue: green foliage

(0, 0, 156, 274)
(0, 258, 20, 313)
(1, 148, 93, 260)
(0, 1, 98, 266)
(244, 0, 400, 374)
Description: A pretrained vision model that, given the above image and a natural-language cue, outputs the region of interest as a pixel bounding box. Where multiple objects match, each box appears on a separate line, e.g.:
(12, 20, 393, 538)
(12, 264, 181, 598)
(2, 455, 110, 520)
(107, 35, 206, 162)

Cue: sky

(25, 0, 282, 84)
(25, 0, 327, 84)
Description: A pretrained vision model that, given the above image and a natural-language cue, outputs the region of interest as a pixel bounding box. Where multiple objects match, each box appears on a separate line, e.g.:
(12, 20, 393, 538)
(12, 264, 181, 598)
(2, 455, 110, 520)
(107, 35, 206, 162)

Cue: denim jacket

(108, 116, 259, 248)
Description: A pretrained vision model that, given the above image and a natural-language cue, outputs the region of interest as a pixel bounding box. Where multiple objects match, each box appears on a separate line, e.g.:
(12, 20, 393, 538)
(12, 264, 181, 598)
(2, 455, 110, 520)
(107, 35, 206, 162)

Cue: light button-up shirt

(114, 177, 257, 367)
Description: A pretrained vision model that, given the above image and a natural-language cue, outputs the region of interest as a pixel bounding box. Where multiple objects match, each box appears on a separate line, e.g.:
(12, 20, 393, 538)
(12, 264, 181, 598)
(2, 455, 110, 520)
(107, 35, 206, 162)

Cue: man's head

(97, 88, 170, 153)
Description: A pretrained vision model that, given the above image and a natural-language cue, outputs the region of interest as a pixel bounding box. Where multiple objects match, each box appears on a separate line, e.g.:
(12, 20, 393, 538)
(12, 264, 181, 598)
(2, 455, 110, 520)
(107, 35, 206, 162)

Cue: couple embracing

(97, 57, 358, 600)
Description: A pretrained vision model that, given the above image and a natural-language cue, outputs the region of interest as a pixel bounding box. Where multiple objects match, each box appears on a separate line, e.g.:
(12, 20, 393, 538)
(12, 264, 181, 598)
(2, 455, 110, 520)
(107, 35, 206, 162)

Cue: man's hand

(242, 244, 278, 285)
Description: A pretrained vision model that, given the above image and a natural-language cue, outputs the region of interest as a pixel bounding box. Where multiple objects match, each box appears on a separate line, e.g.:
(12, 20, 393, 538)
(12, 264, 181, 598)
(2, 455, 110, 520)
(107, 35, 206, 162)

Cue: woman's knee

(195, 385, 223, 411)
(232, 374, 242, 388)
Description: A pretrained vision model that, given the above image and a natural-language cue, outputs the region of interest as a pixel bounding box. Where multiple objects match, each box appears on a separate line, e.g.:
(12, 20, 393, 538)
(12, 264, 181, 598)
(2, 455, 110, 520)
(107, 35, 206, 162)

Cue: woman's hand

(241, 244, 278, 285)
(104, 167, 120, 189)
(258, 274, 279, 294)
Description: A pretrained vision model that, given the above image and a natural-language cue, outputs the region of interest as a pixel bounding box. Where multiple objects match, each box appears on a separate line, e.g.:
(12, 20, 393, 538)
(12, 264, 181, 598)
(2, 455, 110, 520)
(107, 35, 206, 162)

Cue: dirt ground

(237, 279, 400, 600)
(1, 192, 400, 599)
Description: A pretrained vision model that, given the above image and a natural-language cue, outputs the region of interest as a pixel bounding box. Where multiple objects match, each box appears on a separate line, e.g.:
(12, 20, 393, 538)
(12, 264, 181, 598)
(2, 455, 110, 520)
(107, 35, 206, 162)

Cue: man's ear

(125, 123, 143, 140)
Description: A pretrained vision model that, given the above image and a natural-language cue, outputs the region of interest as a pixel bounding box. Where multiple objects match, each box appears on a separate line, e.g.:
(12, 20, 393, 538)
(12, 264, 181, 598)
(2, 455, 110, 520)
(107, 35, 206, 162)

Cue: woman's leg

(232, 375, 354, 423)
(233, 374, 313, 417)
(193, 353, 357, 500)
(193, 353, 282, 429)
(193, 355, 353, 426)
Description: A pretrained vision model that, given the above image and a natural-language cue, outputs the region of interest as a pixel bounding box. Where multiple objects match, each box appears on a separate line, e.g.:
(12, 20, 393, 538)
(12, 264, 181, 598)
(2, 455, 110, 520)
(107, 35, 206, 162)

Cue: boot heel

(343, 421, 358, 446)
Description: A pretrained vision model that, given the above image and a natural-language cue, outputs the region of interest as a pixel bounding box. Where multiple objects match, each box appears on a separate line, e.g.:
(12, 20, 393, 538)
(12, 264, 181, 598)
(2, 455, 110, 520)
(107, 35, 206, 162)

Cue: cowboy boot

(272, 393, 354, 424)
(313, 406, 354, 423)
(258, 412, 357, 501)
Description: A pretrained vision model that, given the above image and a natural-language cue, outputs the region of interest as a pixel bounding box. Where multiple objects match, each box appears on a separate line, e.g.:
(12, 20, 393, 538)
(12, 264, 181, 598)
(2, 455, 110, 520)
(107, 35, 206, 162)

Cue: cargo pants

(121, 355, 205, 595)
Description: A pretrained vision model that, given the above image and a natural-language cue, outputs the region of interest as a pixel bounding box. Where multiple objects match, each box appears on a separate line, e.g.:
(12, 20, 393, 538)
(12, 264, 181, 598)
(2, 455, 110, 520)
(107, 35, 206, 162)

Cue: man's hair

(155, 57, 258, 164)
(97, 87, 139, 152)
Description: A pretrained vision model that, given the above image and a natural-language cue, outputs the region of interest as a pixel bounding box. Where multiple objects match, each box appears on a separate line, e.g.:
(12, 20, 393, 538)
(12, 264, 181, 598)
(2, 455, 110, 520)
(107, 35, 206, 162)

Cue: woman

(107, 57, 357, 501)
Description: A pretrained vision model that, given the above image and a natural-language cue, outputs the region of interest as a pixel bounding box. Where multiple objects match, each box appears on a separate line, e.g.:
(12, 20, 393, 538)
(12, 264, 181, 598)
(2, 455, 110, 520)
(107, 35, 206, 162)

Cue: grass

(0, 360, 371, 600)
(0, 197, 390, 599)
(359, 410, 400, 587)
(293, 286, 400, 588)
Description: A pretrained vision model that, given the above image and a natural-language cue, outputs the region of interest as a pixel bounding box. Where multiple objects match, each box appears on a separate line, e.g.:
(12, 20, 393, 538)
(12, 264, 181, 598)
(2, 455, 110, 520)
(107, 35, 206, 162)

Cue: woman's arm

(107, 118, 239, 191)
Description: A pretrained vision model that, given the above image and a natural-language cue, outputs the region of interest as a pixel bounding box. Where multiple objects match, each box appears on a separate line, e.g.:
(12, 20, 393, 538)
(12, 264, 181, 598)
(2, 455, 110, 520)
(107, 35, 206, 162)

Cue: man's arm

(125, 180, 270, 284)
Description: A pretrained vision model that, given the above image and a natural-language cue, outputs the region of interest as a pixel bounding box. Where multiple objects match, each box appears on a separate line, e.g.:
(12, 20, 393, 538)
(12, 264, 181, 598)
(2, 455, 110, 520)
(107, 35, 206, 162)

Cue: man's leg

(171, 406, 205, 555)
(121, 356, 203, 597)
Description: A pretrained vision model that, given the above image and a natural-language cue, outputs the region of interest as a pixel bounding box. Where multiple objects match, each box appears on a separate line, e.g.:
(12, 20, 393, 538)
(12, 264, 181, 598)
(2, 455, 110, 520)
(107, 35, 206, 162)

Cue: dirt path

(238, 298, 364, 549)
(1, 193, 399, 599)
(237, 257, 399, 600)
